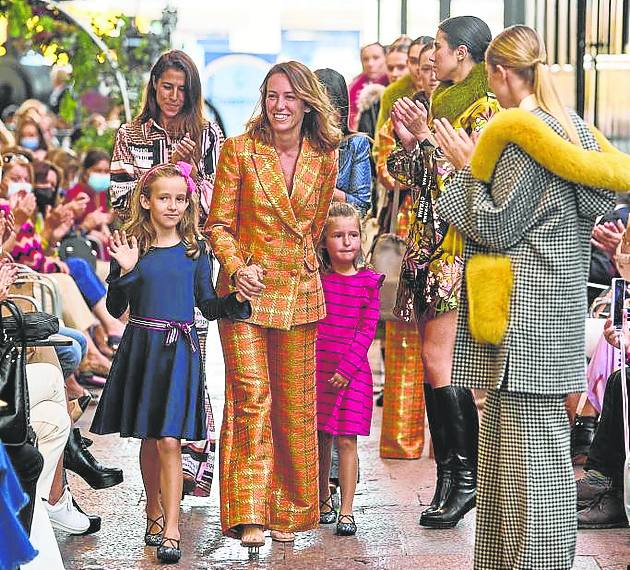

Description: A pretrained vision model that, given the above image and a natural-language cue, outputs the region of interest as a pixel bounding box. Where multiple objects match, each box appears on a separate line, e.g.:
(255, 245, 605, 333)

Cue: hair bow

(176, 161, 197, 195)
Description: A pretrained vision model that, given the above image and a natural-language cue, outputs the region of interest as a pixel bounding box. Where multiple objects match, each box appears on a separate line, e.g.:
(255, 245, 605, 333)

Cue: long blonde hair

(121, 163, 204, 258)
(247, 61, 342, 153)
(316, 202, 365, 273)
(486, 25, 581, 145)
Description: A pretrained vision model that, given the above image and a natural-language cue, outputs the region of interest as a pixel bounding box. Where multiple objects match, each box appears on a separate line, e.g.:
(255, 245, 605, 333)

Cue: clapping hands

(0, 262, 18, 303)
(0, 210, 15, 245)
(109, 230, 139, 275)
(433, 118, 479, 171)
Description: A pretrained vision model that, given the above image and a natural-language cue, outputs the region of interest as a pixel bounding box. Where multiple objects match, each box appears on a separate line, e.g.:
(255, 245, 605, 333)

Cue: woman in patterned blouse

(109, 50, 223, 225)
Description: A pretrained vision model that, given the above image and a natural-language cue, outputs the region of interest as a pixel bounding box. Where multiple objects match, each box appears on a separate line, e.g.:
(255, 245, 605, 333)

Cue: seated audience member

(577, 316, 630, 528)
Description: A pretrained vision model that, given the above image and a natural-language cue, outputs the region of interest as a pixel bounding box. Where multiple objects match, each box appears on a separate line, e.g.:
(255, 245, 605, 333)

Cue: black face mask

(33, 186, 57, 215)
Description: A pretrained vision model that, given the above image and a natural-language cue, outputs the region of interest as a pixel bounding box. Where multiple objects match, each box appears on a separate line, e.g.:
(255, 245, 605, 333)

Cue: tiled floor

(57, 323, 630, 569)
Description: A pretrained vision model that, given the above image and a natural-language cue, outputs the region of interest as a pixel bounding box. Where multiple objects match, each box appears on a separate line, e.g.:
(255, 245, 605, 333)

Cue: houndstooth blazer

(436, 109, 615, 395)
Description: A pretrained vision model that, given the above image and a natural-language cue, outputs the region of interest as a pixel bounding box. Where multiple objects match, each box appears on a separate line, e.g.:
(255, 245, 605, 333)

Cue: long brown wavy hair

(121, 163, 204, 259)
(247, 61, 342, 153)
(137, 50, 206, 162)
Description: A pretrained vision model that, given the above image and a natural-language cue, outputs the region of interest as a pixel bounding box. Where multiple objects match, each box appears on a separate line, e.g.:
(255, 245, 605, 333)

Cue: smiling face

(155, 68, 187, 122)
(140, 175, 189, 233)
(361, 44, 387, 80)
(264, 72, 308, 139)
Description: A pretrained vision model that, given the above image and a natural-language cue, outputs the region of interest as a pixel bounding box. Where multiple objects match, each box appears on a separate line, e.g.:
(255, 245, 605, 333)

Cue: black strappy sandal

(319, 494, 337, 524)
(157, 537, 181, 563)
(144, 515, 164, 547)
(336, 513, 357, 536)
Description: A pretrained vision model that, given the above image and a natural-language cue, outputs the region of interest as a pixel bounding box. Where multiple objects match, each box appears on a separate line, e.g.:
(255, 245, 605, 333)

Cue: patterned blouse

(109, 118, 224, 224)
(388, 94, 500, 323)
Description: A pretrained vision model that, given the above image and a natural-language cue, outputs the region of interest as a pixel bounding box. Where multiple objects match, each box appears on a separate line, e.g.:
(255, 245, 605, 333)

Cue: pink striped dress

(316, 268, 384, 436)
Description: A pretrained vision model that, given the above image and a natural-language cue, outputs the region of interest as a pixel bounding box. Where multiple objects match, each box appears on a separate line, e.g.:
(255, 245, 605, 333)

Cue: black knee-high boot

(420, 386, 478, 528)
(419, 383, 453, 520)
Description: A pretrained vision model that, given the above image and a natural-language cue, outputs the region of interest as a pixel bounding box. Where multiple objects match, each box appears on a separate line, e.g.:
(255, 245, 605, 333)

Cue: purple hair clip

(176, 161, 197, 195)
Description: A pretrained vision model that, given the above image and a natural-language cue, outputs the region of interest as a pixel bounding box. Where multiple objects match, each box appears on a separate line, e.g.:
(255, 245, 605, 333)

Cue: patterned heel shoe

(144, 515, 164, 547)
(157, 537, 181, 564)
(319, 494, 337, 524)
(240, 526, 265, 560)
(336, 514, 357, 536)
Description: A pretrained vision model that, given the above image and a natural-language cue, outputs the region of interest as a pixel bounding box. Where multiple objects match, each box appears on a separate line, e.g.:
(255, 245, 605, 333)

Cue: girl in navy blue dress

(91, 162, 250, 563)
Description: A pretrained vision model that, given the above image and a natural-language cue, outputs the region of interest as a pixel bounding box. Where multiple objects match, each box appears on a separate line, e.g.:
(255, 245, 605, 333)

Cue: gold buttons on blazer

(290, 269, 298, 276)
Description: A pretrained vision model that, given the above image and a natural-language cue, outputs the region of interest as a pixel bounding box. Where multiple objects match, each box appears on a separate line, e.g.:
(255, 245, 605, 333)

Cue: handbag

(2, 311, 58, 341)
(58, 231, 98, 270)
(0, 300, 31, 446)
(368, 182, 406, 320)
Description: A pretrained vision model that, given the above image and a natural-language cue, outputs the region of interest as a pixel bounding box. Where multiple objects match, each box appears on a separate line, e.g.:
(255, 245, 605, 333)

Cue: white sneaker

(45, 486, 90, 534)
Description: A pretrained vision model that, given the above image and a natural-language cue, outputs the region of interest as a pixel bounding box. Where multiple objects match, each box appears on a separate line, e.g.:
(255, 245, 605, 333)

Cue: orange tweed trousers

(218, 319, 319, 536)
(379, 320, 425, 459)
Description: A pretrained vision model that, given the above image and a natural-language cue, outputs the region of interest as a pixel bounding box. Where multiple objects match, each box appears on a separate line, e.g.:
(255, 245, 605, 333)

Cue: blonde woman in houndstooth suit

(434, 25, 630, 569)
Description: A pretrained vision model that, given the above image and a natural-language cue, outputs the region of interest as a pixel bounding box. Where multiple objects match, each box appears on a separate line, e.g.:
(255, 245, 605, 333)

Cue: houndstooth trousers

(474, 389, 576, 570)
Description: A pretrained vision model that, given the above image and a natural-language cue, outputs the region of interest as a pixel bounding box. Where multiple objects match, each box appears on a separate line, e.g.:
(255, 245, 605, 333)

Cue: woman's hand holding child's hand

(234, 264, 265, 301)
(109, 230, 139, 275)
(328, 372, 350, 390)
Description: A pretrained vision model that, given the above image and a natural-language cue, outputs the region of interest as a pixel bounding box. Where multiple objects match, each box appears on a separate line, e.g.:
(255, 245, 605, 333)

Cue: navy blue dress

(91, 241, 250, 440)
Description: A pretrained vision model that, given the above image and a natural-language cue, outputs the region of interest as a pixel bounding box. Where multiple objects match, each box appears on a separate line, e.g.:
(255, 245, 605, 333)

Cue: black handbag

(0, 300, 31, 446)
(58, 231, 98, 270)
(2, 311, 58, 341)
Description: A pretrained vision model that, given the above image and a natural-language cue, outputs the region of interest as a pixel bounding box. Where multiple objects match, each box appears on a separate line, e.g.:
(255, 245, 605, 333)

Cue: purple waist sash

(128, 315, 197, 352)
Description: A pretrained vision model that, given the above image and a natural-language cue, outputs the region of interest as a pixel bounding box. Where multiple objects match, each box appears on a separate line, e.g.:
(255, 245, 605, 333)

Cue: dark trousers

(585, 369, 628, 486)
(6, 442, 44, 533)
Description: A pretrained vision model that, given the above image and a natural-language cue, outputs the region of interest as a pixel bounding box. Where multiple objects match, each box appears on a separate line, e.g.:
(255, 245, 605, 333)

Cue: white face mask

(7, 182, 33, 197)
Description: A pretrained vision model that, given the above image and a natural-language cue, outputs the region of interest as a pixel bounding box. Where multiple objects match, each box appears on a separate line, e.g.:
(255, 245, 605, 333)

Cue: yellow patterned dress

(389, 94, 501, 323)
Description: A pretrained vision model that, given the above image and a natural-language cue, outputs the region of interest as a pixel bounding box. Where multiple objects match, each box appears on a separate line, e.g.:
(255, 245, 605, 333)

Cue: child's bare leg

(140, 439, 162, 523)
(337, 435, 358, 516)
(156, 437, 182, 541)
(318, 431, 334, 511)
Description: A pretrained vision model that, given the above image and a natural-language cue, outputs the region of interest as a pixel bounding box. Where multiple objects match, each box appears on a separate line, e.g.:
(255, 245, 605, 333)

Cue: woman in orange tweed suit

(205, 61, 342, 550)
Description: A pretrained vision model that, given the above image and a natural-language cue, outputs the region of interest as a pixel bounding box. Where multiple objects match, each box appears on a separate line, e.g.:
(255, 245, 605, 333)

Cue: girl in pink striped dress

(316, 202, 384, 536)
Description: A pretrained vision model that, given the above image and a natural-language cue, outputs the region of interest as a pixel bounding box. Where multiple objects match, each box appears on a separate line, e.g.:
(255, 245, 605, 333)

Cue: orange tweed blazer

(205, 134, 338, 330)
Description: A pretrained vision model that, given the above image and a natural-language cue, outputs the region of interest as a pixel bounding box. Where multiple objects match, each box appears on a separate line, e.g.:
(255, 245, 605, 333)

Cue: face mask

(20, 137, 40, 151)
(7, 182, 33, 196)
(33, 186, 56, 214)
(88, 172, 110, 192)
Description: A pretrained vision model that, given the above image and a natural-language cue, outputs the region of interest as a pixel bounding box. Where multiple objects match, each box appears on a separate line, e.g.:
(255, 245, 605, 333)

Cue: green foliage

(72, 125, 115, 154)
(0, 0, 175, 123)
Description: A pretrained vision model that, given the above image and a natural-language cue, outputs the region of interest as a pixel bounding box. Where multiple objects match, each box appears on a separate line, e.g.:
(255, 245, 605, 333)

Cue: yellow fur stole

(470, 108, 630, 192)
(466, 255, 513, 345)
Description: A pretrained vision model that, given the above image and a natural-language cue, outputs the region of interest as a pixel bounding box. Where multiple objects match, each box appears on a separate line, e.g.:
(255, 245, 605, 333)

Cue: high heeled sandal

(240, 525, 265, 559)
(319, 494, 337, 524)
(144, 515, 164, 547)
(156, 537, 181, 563)
(336, 514, 357, 536)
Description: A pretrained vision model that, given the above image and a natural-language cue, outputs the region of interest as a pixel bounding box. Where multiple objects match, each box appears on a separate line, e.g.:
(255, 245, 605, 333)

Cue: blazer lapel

(251, 140, 300, 235)
(291, 138, 324, 218)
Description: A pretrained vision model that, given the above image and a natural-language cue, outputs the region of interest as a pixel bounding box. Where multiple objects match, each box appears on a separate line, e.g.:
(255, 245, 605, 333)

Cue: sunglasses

(2, 153, 31, 165)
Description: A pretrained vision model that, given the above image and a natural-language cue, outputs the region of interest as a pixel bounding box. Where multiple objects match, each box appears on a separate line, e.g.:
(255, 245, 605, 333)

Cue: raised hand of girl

(0, 263, 18, 302)
(434, 118, 476, 171)
(0, 210, 14, 245)
(109, 230, 139, 275)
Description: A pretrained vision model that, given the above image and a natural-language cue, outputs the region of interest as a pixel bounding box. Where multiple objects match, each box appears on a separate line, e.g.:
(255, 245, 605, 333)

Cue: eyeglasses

(2, 153, 31, 165)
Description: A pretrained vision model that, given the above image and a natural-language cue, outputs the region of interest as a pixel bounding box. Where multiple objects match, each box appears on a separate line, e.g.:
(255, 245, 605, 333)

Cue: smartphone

(612, 278, 626, 331)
